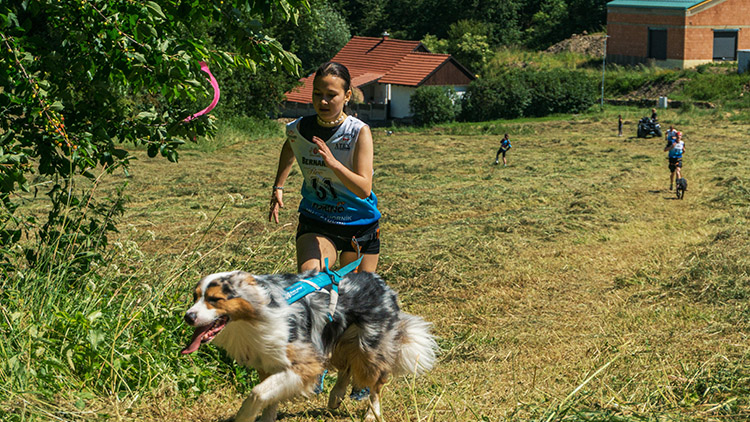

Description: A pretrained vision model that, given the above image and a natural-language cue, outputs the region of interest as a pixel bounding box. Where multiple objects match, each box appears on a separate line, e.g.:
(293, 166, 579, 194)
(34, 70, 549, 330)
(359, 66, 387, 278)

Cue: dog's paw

(327, 390, 345, 409)
(363, 412, 378, 422)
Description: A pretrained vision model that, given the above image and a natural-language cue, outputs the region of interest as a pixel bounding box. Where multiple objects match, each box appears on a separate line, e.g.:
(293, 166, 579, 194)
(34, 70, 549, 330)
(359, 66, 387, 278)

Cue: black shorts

(296, 214, 380, 254)
(668, 157, 682, 172)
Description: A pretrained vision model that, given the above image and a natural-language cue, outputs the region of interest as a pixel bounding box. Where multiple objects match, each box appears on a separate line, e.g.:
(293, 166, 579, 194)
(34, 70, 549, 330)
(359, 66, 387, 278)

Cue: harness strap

(284, 255, 364, 321)
(300, 279, 330, 294)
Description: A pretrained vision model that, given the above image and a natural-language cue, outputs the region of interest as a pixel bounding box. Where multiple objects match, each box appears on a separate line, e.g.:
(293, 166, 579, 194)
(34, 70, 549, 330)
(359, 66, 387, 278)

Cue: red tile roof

(285, 74, 315, 103)
(330, 36, 423, 75)
(285, 71, 384, 103)
(379, 52, 452, 86)
(285, 36, 468, 103)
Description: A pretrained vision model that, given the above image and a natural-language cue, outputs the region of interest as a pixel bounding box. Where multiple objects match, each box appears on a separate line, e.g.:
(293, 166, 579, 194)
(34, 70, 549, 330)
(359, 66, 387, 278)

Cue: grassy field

(4, 106, 750, 421)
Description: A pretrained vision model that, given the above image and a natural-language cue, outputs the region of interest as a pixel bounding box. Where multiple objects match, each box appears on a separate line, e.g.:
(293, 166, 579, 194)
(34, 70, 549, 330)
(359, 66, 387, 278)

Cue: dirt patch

(545, 32, 607, 57)
(629, 77, 689, 99)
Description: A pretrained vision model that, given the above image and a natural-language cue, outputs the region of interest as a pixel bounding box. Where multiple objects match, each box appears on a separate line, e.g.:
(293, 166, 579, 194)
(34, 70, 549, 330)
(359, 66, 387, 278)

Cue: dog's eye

(206, 297, 223, 304)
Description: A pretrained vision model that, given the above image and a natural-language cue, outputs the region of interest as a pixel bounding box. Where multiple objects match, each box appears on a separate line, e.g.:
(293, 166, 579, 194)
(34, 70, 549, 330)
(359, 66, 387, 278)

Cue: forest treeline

(215, 0, 609, 118)
(328, 0, 607, 51)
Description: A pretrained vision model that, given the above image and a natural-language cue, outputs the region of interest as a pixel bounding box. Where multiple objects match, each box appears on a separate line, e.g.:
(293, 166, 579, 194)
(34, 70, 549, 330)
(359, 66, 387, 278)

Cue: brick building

(607, 0, 750, 68)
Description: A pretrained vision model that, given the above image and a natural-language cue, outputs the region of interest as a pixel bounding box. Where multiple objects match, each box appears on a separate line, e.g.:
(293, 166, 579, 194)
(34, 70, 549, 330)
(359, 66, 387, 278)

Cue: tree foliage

(0, 0, 309, 269)
(329, 0, 606, 49)
(422, 20, 494, 74)
(271, 0, 351, 72)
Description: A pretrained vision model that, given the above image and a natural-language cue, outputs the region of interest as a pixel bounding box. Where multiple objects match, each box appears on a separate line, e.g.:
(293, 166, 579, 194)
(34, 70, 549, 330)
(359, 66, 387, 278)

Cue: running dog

(675, 177, 688, 199)
(182, 270, 438, 422)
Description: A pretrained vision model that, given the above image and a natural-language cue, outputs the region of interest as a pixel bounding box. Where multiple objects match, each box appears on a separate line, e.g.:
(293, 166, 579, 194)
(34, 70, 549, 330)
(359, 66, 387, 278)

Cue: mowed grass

(11, 108, 749, 421)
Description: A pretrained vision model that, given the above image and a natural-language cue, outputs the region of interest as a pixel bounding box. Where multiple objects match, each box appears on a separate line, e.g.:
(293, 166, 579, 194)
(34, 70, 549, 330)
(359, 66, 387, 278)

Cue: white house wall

(389, 85, 417, 119)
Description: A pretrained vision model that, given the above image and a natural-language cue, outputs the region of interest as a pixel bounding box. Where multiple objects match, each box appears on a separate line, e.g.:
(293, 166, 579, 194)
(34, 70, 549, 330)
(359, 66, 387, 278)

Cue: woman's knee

(340, 252, 379, 272)
(297, 234, 337, 272)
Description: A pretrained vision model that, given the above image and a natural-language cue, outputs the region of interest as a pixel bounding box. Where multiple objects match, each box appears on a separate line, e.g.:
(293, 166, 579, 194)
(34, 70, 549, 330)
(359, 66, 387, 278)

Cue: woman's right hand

(269, 188, 284, 223)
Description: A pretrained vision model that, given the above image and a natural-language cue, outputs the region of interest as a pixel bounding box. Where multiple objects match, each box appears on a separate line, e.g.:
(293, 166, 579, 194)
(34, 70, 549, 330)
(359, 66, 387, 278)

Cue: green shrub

(524, 69, 598, 116)
(460, 68, 596, 122)
(410, 86, 460, 126)
(460, 72, 531, 121)
(681, 73, 750, 102)
(604, 70, 649, 97)
(680, 101, 695, 112)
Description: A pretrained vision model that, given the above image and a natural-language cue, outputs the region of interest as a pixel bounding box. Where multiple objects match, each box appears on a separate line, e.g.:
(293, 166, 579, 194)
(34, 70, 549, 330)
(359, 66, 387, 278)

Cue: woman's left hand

(312, 136, 341, 170)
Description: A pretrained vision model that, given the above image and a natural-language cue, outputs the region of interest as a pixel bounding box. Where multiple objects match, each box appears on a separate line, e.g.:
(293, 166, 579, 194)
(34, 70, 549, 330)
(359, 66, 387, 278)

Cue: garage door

(713, 30, 738, 61)
(648, 29, 667, 61)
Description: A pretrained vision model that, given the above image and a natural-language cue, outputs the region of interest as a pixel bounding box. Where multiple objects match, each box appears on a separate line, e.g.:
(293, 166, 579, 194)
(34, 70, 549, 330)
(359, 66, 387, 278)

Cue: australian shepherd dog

(182, 270, 438, 422)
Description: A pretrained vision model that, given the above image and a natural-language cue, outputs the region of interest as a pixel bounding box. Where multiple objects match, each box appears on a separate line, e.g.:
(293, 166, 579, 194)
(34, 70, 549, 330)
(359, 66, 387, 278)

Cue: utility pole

(601, 35, 609, 110)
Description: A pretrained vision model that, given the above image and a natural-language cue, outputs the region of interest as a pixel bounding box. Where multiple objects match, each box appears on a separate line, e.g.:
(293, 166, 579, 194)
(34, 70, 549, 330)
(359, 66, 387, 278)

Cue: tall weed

(0, 202, 249, 420)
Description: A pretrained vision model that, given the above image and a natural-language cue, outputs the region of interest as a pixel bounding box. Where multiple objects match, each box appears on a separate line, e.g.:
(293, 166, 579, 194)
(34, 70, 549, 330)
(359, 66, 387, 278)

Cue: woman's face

(312, 74, 351, 122)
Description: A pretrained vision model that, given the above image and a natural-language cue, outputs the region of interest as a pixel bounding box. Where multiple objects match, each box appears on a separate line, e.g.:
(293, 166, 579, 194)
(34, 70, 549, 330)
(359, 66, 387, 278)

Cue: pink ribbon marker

(184, 61, 220, 122)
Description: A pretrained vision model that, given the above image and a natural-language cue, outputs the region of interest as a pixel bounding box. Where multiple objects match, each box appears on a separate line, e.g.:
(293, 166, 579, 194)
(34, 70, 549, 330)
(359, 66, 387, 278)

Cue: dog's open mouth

(181, 316, 229, 355)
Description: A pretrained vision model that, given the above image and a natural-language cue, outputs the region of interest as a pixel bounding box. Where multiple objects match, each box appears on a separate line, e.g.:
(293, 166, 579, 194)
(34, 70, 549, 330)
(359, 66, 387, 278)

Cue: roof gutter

(688, 0, 713, 11)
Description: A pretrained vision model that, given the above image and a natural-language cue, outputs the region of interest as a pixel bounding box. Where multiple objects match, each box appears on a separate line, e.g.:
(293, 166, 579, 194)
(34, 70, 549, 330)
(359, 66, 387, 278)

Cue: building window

(713, 30, 738, 61)
(648, 29, 668, 61)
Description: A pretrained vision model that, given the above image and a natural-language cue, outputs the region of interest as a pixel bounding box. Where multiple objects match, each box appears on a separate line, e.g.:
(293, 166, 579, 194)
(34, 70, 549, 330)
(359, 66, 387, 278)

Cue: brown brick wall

(607, 10, 686, 59)
(671, 27, 687, 59)
(609, 10, 684, 27)
(687, 0, 750, 59)
(607, 0, 750, 67)
(689, 0, 749, 26)
(607, 22, 648, 57)
(684, 27, 713, 60)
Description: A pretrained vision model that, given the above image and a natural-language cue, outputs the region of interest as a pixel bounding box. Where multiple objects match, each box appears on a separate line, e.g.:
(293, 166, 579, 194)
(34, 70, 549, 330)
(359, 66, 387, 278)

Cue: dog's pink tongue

(181, 325, 211, 354)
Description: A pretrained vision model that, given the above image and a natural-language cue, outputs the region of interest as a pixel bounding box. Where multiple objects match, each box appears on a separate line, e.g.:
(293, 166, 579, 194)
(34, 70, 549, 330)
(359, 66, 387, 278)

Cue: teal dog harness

(283, 256, 363, 320)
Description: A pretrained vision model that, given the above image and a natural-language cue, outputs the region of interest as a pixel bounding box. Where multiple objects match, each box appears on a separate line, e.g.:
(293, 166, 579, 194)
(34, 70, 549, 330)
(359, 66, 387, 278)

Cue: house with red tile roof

(283, 34, 476, 121)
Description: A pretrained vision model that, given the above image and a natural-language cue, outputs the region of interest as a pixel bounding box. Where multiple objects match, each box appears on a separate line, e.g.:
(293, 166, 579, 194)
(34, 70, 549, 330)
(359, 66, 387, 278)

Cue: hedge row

(460, 68, 598, 121)
(410, 68, 598, 125)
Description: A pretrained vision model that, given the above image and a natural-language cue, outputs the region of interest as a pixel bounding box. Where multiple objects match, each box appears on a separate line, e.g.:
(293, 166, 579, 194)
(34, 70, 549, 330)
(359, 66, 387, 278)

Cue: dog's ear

(211, 272, 263, 321)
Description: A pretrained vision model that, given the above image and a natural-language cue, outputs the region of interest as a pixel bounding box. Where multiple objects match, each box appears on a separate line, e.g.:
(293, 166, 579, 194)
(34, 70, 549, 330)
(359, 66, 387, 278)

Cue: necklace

(317, 113, 346, 126)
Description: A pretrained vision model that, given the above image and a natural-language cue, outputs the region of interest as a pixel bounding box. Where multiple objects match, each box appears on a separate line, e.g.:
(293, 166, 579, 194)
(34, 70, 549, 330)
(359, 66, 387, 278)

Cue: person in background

(664, 131, 685, 191)
(665, 125, 678, 144)
(618, 115, 623, 137)
(651, 107, 658, 122)
(494, 133, 512, 166)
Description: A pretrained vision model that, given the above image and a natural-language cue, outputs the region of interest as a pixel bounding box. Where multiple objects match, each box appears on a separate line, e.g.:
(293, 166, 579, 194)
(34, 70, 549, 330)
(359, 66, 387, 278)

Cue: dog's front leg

(256, 370, 278, 422)
(259, 404, 278, 422)
(234, 369, 305, 422)
(328, 368, 351, 409)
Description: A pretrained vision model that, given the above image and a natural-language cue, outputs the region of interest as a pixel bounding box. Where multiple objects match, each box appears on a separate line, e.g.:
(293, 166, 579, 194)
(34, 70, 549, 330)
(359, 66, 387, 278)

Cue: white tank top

(286, 116, 381, 225)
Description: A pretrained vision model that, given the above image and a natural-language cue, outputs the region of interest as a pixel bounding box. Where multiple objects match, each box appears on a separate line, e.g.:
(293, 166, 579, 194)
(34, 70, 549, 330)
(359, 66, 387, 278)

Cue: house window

(648, 29, 668, 61)
(713, 30, 738, 61)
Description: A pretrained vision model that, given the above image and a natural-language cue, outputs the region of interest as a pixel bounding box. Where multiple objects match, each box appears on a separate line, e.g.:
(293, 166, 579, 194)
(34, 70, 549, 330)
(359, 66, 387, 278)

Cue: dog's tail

(394, 312, 438, 377)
